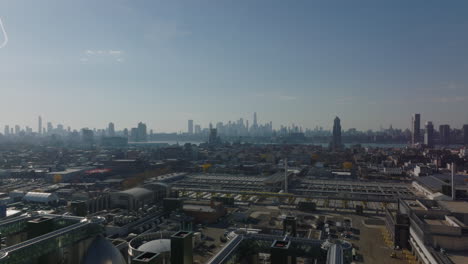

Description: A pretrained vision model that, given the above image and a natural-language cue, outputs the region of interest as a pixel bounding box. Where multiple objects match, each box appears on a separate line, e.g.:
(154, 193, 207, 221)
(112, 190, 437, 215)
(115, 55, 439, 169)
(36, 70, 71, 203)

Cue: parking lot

(344, 214, 407, 264)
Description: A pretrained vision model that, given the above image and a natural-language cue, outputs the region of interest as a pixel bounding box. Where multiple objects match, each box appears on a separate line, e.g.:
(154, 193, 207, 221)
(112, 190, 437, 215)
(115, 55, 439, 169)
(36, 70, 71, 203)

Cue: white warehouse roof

(23, 192, 59, 203)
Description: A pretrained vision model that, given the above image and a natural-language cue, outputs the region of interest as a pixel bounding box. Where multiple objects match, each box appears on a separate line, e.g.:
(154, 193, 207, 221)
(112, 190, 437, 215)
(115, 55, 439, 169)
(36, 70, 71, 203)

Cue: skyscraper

(439, 124, 450, 145)
(14, 125, 20, 135)
(412, 114, 421, 145)
(188, 120, 194, 134)
(424, 121, 434, 148)
(194, 125, 201, 134)
(208, 127, 219, 145)
(108, 122, 115, 137)
(253, 112, 258, 127)
(330, 116, 342, 150)
(462, 124, 468, 145)
(4, 125, 9, 136)
(38, 116, 42, 134)
(463, 124, 468, 145)
(136, 122, 147, 142)
(130, 128, 138, 141)
(81, 128, 94, 146)
(57, 124, 64, 133)
(47, 122, 53, 134)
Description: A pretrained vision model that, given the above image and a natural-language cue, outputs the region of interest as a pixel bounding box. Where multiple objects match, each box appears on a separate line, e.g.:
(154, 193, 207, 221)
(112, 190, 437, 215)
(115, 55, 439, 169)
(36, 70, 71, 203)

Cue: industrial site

(0, 134, 467, 264)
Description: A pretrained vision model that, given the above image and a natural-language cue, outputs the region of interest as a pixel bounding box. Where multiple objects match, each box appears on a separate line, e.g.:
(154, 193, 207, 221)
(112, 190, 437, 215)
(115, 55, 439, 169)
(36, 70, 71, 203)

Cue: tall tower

(81, 128, 94, 146)
(253, 112, 258, 127)
(188, 120, 194, 134)
(194, 125, 201, 134)
(137, 122, 147, 142)
(47, 122, 53, 134)
(412, 114, 421, 145)
(108, 122, 115, 137)
(424, 121, 434, 148)
(330, 116, 342, 150)
(439, 124, 450, 145)
(38, 116, 42, 135)
(208, 128, 218, 145)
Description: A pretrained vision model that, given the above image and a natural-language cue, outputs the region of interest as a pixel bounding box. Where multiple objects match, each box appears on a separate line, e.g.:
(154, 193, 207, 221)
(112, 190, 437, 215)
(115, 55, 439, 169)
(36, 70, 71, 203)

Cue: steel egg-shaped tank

(81, 236, 126, 264)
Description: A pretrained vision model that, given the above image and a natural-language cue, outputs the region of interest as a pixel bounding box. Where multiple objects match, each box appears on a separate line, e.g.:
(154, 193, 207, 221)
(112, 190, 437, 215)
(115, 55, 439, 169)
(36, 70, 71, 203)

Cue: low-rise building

(183, 200, 227, 224)
(386, 199, 468, 264)
(45, 168, 91, 183)
(414, 164, 435, 177)
(110, 187, 154, 211)
(23, 192, 59, 204)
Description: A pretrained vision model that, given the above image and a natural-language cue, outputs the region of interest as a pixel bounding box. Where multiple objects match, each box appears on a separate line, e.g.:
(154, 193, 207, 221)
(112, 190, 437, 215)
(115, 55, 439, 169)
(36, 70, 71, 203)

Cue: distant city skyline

(1, 112, 468, 134)
(1, 1, 468, 131)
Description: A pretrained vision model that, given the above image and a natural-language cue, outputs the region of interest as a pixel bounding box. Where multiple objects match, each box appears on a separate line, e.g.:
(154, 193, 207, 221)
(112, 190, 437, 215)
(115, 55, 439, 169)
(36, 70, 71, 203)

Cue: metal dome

(137, 239, 171, 254)
(81, 236, 126, 264)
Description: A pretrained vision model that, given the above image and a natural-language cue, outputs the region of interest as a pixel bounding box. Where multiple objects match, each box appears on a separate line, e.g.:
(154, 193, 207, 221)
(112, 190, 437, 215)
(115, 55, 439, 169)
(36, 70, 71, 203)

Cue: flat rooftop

(191, 174, 267, 182)
(46, 168, 87, 175)
(272, 240, 290, 249)
(424, 219, 448, 226)
(447, 252, 468, 264)
(172, 231, 191, 238)
(416, 174, 468, 192)
(183, 204, 216, 213)
(28, 216, 54, 223)
(404, 200, 427, 210)
(439, 201, 468, 214)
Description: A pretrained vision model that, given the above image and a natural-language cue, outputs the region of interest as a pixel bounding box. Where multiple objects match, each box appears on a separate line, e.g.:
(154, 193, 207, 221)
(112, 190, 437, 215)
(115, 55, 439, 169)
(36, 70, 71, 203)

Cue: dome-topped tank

(137, 239, 171, 254)
(82, 236, 126, 264)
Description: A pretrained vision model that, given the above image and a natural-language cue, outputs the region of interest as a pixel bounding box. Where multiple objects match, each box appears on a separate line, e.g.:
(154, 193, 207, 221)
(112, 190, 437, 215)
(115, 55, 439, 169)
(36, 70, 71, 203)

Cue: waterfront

(130, 140, 409, 148)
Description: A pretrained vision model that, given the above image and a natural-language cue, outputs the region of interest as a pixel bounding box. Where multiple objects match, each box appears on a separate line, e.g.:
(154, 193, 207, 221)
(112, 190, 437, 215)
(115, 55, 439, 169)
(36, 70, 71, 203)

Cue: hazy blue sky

(1, 0, 468, 132)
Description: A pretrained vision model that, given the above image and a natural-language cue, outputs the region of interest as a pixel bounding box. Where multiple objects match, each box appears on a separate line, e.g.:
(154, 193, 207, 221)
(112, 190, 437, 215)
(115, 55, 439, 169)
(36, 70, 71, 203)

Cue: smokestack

(451, 162, 456, 201)
(284, 158, 288, 193)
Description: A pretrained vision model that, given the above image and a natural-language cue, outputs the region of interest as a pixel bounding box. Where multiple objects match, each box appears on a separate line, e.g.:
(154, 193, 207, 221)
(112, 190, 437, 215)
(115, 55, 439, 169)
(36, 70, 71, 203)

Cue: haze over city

(2, 1, 468, 264)
(1, 0, 468, 132)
